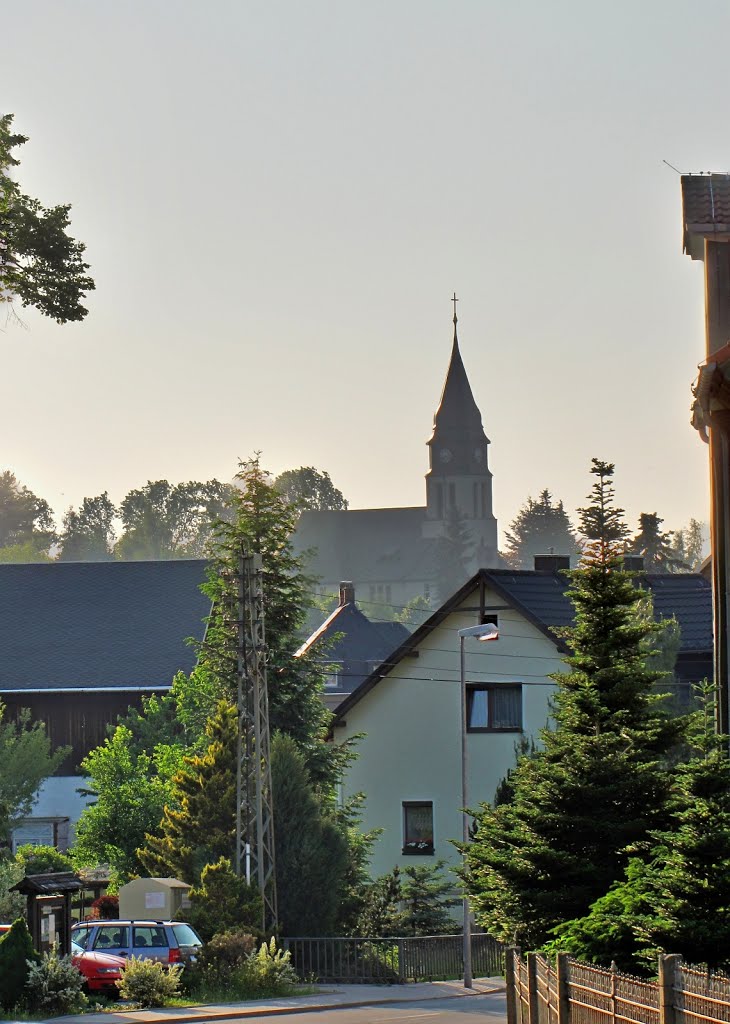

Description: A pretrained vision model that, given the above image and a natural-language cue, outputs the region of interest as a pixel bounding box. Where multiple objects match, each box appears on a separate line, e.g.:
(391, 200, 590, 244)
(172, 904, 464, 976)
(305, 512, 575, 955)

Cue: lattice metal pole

(234, 548, 278, 933)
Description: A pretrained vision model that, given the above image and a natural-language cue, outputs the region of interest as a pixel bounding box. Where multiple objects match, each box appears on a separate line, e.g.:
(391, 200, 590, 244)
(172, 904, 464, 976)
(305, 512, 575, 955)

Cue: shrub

(187, 858, 263, 942)
(25, 945, 87, 1015)
(15, 843, 74, 875)
(181, 930, 258, 996)
(116, 956, 183, 1007)
(91, 893, 119, 919)
(0, 917, 40, 1010)
(242, 938, 298, 992)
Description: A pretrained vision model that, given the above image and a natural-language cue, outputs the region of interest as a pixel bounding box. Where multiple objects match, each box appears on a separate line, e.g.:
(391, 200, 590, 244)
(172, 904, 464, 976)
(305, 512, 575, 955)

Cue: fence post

(659, 954, 681, 1024)
(527, 952, 540, 1024)
(506, 947, 520, 1024)
(557, 953, 570, 1024)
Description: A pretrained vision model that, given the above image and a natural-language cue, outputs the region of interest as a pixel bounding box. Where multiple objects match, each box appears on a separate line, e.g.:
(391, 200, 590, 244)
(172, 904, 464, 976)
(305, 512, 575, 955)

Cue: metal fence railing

(507, 949, 730, 1024)
(282, 933, 505, 984)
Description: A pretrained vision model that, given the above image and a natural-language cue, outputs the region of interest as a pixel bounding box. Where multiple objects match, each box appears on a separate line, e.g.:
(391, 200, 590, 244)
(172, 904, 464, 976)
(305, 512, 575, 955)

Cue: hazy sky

(2, 0, 723, 544)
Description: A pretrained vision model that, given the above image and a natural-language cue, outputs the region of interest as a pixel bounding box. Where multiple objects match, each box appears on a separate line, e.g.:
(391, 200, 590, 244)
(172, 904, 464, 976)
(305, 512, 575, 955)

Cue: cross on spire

(452, 291, 458, 326)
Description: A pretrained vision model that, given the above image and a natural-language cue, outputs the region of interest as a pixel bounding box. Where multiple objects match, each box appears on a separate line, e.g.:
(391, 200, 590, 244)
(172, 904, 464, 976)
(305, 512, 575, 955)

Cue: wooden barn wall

(2, 691, 160, 775)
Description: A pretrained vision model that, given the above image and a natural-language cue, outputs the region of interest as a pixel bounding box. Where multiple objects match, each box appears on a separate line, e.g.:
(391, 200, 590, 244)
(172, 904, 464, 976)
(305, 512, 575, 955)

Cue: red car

(71, 941, 125, 997)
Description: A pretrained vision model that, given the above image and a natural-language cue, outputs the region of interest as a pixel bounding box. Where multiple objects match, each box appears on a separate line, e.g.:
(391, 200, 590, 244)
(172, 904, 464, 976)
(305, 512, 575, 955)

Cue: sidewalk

(53, 976, 506, 1024)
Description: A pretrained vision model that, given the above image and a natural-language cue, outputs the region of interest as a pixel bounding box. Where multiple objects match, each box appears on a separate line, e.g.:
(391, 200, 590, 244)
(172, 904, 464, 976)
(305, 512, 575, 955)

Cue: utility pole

(234, 548, 278, 932)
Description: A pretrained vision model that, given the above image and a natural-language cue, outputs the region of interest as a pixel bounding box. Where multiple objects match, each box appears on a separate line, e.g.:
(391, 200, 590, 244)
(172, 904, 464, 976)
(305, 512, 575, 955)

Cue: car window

(72, 926, 90, 949)
(94, 925, 129, 949)
(133, 926, 168, 948)
(172, 924, 202, 946)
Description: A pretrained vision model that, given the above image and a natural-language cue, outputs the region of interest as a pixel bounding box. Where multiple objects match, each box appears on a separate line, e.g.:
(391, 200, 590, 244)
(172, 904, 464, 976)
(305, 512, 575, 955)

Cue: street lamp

(458, 621, 499, 988)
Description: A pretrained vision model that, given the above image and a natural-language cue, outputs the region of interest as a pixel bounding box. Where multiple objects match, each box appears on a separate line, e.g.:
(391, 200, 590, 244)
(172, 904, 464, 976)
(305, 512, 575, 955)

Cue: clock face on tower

(439, 448, 453, 463)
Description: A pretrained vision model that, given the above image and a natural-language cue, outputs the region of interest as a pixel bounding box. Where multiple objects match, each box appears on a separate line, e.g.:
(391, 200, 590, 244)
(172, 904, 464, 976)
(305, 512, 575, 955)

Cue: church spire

(430, 296, 487, 446)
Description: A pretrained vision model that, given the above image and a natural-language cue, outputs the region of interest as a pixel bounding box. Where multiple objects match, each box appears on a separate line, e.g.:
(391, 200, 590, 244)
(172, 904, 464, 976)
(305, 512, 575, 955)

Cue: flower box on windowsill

(402, 841, 434, 856)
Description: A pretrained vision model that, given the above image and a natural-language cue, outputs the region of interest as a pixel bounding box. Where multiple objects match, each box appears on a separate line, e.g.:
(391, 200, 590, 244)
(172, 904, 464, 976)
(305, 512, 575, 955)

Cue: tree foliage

(271, 732, 349, 936)
(273, 466, 348, 511)
(187, 857, 263, 942)
(630, 513, 686, 573)
(670, 518, 705, 571)
(137, 702, 238, 883)
(72, 725, 181, 882)
(0, 918, 40, 1010)
(0, 704, 68, 843)
(464, 460, 678, 947)
(0, 114, 94, 324)
(0, 470, 54, 552)
(504, 489, 580, 568)
(115, 479, 231, 560)
(59, 492, 116, 561)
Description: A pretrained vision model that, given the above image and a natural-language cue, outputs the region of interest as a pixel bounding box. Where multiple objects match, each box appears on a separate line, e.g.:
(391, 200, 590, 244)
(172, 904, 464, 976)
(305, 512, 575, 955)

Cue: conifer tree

(270, 732, 349, 936)
(630, 513, 685, 573)
(400, 861, 459, 935)
(464, 460, 678, 947)
(504, 489, 580, 568)
(138, 702, 237, 882)
(186, 456, 331, 769)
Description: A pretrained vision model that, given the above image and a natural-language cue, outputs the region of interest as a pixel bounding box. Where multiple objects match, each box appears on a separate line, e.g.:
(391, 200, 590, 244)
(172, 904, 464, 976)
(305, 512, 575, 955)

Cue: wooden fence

(283, 933, 505, 984)
(507, 950, 730, 1024)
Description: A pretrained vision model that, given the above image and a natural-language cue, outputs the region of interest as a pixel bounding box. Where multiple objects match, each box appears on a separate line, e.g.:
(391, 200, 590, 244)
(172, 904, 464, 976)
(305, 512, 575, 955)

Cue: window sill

(467, 726, 523, 733)
(402, 846, 434, 856)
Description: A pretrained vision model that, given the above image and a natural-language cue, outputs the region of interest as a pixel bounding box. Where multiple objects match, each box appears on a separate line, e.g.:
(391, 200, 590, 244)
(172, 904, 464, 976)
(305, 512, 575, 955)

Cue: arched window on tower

(434, 483, 443, 519)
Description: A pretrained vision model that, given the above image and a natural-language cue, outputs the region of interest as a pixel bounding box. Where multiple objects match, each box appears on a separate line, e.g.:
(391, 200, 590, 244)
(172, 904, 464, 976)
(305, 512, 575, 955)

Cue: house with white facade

(330, 564, 712, 880)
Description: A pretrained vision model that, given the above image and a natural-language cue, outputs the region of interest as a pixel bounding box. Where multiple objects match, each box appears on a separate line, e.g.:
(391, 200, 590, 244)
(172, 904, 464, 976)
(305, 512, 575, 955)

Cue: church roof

(430, 327, 488, 444)
(294, 506, 435, 584)
(0, 559, 210, 692)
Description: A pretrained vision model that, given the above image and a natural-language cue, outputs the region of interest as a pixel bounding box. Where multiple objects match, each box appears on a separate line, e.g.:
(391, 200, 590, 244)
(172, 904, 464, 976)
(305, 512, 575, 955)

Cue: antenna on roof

(662, 159, 682, 174)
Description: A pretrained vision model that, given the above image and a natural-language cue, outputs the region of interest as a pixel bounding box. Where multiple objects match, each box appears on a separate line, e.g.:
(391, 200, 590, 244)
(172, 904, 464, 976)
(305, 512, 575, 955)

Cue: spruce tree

(464, 460, 678, 947)
(138, 702, 238, 882)
(504, 489, 580, 569)
(0, 918, 39, 1010)
(630, 513, 686, 573)
(186, 456, 331, 771)
(400, 861, 459, 935)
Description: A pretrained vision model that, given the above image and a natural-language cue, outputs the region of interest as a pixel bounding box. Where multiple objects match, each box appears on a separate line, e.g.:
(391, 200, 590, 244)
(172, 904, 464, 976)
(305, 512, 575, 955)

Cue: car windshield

(172, 924, 202, 946)
(71, 941, 83, 954)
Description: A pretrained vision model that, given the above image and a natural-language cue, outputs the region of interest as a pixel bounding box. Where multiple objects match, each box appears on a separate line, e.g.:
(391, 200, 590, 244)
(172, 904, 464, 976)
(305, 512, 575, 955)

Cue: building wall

(335, 586, 565, 879)
(12, 776, 95, 851)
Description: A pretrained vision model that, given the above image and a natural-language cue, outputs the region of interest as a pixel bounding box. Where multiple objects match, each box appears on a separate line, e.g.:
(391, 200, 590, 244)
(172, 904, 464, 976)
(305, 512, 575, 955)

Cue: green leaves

(0, 114, 94, 324)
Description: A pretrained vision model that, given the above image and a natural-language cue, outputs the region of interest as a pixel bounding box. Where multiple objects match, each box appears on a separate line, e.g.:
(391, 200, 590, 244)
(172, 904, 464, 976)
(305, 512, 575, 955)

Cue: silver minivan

(71, 920, 202, 964)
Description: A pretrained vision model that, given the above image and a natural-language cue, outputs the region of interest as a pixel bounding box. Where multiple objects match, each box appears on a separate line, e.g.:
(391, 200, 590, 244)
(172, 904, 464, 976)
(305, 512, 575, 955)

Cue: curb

(89, 983, 506, 1024)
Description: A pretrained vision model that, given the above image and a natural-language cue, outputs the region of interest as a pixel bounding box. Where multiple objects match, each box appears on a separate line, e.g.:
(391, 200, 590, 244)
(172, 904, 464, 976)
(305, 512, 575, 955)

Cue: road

(202, 994, 507, 1024)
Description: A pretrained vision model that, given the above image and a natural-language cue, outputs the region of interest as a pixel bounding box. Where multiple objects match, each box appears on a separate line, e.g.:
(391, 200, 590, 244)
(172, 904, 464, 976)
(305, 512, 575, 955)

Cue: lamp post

(458, 621, 499, 988)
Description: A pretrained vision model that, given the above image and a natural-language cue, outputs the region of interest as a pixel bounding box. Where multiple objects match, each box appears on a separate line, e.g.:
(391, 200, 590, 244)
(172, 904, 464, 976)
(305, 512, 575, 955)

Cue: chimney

(339, 581, 355, 606)
(622, 555, 645, 572)
(533, 554, 571, 572)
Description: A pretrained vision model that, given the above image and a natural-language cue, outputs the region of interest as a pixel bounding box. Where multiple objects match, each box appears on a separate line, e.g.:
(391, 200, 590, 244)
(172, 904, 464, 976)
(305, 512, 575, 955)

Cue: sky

(1, 0, 724, 545)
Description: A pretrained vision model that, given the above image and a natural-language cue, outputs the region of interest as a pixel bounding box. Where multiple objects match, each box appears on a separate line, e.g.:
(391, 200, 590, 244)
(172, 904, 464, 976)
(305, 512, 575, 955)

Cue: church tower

(423, 297, 499, 568)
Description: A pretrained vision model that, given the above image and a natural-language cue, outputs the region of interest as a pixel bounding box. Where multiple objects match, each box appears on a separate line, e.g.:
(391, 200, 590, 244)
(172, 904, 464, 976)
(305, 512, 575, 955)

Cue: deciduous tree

(59, 492, 116, 561)
(0, 114, 94, 324)
(274, 466, 348, 511)
(0, 471, 55, 552)
(0, 704, 68, 844)
(115, 479, 231, 560)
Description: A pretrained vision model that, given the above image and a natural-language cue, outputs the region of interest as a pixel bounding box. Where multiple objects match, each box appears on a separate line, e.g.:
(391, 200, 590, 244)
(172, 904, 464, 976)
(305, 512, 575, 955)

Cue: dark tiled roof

(681, 174, 730, 257)
(486, 569, 712, 653)
(333, 568, 712, 721)
(298, 600, 410, 695)
(0, 560, 209, 692)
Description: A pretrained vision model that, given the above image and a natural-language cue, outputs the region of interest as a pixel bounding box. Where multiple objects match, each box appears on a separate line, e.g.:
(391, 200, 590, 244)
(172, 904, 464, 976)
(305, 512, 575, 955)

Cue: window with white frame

(467, 684, 522, 731)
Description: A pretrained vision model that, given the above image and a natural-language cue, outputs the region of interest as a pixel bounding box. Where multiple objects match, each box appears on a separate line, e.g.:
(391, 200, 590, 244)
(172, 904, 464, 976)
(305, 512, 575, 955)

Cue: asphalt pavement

(50, 976, 505, 1024)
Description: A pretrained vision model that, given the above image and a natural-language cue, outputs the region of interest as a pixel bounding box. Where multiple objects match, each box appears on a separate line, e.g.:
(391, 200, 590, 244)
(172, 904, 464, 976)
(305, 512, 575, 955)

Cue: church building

(293, 304, 499, 610)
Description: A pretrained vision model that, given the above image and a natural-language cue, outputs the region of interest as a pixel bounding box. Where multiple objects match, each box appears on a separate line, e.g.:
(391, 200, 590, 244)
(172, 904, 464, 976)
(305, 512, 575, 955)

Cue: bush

(25, 945, 87, 1015)
(116, 956, 183, 1007)
(0, 917, 40, 1010)
(242, 938, 298, 992)
(181, 930, 258, 996)
(15, 844, 74, 875)
(91, 893, 119, 919)
(187, 858, 263, 942)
